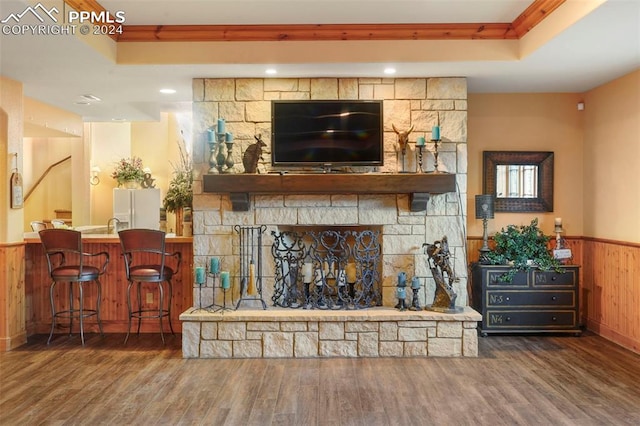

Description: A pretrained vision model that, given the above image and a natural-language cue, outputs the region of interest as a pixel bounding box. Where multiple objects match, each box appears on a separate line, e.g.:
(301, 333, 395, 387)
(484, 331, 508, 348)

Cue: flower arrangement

(163, 137, 193, 213)
(111, 156, 145, 186)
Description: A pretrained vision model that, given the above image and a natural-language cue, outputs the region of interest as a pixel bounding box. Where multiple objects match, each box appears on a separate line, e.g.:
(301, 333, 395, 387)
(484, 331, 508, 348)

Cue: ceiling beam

(64, 0, 565, 43)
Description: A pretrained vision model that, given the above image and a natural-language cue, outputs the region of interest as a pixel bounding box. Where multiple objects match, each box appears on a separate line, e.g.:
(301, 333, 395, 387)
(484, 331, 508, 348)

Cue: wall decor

(10, 153, 23, 209)
(483, 151, 554, 212)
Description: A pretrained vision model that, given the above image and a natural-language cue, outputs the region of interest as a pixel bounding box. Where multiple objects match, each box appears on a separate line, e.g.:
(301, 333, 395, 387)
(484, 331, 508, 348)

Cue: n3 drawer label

(490, 294, 506, 304)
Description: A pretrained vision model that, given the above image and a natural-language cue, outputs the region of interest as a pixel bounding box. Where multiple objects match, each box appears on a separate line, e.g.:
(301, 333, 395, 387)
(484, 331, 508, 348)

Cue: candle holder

(430, 138, 442, 173)
(225, 140, 235, 171)
(555, 224, 564, 250)
(215, 133, 227, 173)
(409, 276, 422, 310)
(206, 270, 234, 313)
(207, 129, 218, 173)
(416, 144, 425, 173)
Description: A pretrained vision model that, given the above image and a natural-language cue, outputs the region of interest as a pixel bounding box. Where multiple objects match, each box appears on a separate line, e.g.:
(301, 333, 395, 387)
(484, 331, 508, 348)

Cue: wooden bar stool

(39, 229, 109, 346)
(118, 229, 181, 344)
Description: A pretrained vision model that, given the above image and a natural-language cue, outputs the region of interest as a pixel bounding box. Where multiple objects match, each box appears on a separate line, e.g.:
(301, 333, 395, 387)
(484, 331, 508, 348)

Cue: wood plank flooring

(1, 331, 639, 425)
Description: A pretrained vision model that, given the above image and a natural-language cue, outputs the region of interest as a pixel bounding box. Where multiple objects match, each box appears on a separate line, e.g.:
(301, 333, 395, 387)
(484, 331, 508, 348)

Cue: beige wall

(0, 77, 24, 243)
(467, 93, 584, 238)
(89, 113, 184, 227)
(583, 69, 640, 243)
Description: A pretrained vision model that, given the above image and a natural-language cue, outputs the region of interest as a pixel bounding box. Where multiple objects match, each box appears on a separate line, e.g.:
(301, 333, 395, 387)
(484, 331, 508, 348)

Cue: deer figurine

(242, 134, 267, 174)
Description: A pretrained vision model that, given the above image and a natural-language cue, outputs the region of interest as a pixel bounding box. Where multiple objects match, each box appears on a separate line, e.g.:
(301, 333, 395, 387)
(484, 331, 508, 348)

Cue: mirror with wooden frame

(483, 151, 554, 212)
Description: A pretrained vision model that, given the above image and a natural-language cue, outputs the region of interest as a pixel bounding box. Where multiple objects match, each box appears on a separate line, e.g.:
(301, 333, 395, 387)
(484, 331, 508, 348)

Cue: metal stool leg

(79, 282, 85, 346)
(96, 279, 104, 337)
(167, 280, 174, 336)
(47, 280, 57, 345)
(68, 282, 74, 337)
(124, 280, 134, 344)
(158, 282, 165, 344)
(136, 281, 143, 336)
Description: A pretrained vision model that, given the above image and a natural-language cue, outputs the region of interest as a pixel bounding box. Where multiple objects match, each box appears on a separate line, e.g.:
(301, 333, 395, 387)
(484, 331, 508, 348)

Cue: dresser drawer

(486, 290, 575, 307)
(485, 270, 529, 287)
(486, 310, 576, 328)
(532, 269, 577, 287)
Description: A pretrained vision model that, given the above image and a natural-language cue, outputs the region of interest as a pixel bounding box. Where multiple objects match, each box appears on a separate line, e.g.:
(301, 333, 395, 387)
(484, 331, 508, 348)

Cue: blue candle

(220, 271, 230, 289)
(411, 276, 420, 289)
(207, 128, 215, 142)
(195, 267, 205, 285)
(416, 136, 425, 146)
(432, 125, 440, 141)
(225, 132, 233, 142)
(397, 271, 407, 287)
(209, 257, 220, 274)
(217, 118, 225, 134)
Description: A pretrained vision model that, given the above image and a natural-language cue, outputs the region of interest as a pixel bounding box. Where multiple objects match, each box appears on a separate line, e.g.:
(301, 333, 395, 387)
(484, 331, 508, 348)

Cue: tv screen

(271, 100, 383, 167)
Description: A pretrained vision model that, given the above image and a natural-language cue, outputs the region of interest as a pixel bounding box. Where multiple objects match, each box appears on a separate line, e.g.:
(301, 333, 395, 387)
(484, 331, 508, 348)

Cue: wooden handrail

(24, 156, 71, 202)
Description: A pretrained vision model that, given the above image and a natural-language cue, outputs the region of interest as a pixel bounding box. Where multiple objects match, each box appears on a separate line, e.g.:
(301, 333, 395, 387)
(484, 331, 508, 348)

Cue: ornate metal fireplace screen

(271, 229, 382, 309)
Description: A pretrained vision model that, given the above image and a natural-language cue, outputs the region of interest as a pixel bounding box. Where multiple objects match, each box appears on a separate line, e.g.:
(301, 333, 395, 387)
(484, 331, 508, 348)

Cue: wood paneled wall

(25, 240, 193, 336)
(467, 236, 639, 354)
(581, 238, 640, 353)
(0, 243, 27, 350)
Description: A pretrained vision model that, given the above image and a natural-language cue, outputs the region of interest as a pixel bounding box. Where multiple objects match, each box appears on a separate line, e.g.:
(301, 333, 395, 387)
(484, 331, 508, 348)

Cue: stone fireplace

(181, 77, 479, 358)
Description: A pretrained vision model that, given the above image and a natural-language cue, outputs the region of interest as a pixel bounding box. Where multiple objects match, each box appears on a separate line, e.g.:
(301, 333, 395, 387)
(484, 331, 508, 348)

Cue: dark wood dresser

(470, 264, 581, 336)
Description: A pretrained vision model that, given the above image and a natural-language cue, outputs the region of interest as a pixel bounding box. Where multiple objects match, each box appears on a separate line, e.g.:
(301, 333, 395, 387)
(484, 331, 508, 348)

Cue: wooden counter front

(25, 235, 193, 336)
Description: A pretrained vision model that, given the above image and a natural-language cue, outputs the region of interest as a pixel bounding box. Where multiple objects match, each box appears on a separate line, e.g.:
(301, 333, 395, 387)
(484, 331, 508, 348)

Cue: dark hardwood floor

(1, 331, 639, 425)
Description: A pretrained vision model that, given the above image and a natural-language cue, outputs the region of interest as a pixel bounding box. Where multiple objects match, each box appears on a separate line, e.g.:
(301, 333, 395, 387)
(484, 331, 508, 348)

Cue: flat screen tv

(271, 100, 383, 168)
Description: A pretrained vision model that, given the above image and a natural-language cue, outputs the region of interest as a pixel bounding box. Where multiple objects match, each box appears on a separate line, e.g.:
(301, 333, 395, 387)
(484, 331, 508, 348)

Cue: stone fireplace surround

(184, 77, 476, 358)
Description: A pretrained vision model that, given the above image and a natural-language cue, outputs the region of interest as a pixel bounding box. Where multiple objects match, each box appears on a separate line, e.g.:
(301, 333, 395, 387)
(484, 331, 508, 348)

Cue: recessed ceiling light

(159, 88, 176, 94)
(74, 101, 91, 105)
(80, 94, 101, 102)
(265, 68, 277, 75)
(384, 67, 396, 75)
(112, 118, 127, 122)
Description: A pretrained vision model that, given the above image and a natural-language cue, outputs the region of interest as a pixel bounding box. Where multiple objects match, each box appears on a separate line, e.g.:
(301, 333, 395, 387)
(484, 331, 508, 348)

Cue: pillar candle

(209, 257, 220, 274)
(555, 217, 562, 226)
(207, 129, 215, 143)
(302, 262, 312, 284)
(217, 118, 225, 134)
(225, 132, 233, 142)
(195, 267, 205, 285)
(416, 136, 425, 146)
(411, 276, 420, 289)
(220, 271, 230, 289)
(431, 125, 440, 141)
(346, 262, 357, 283)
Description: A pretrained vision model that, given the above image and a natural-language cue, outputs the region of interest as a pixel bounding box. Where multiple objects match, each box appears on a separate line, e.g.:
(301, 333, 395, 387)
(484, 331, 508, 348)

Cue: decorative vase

(175, 207, 184, 236)
(122, 179, 141, 189)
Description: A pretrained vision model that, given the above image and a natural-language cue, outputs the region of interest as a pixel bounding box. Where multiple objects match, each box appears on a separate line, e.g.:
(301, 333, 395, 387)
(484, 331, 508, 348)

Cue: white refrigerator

(113, 188, 161, 230)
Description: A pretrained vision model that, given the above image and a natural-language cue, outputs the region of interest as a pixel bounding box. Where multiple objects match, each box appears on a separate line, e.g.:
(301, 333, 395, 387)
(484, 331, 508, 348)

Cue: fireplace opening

(271, 226, 383, 309)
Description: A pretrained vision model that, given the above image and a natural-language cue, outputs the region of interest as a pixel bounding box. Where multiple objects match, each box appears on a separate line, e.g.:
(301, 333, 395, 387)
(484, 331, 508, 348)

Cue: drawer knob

(551, 296, 557, 301)
(506, 316, 511, 322)
(552, 316, 557, 321)
(506, 297, 510, 301)
(551, 276, 557, 281)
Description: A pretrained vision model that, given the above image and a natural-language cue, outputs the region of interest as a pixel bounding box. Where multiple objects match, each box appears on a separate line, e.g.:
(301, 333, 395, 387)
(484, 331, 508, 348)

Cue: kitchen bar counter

(24, 234, 193, 337)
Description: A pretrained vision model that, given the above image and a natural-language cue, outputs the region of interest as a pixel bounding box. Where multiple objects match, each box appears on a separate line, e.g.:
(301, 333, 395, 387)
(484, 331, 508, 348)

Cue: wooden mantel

(203, 173, 456, 211)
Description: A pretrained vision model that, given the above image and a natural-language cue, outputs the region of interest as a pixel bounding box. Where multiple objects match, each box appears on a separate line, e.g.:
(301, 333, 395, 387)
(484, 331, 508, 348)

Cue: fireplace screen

(271, 229, 382, 309)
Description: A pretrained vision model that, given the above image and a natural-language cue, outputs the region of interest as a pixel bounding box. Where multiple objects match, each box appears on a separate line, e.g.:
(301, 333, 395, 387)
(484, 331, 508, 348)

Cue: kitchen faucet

(107, 217, 121, 234)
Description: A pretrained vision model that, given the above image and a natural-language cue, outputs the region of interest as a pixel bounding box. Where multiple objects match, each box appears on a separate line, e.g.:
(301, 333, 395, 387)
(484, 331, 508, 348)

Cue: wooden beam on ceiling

(65, 0, 565, 43)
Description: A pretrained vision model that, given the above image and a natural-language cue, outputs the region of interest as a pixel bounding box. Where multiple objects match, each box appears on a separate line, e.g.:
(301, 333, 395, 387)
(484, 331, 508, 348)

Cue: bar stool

(118, 229, 181, 344)
(39, 229, 109, 346)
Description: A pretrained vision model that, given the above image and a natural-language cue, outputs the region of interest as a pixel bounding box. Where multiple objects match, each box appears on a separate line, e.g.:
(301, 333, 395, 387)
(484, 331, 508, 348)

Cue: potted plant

(111, 156, 145, 188)
(484, 218, 563, 281)
(163, 138, 193, 235)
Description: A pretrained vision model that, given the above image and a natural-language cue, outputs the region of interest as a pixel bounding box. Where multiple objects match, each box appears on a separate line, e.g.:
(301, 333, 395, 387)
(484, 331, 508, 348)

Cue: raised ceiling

(0, 0, 638, 122)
